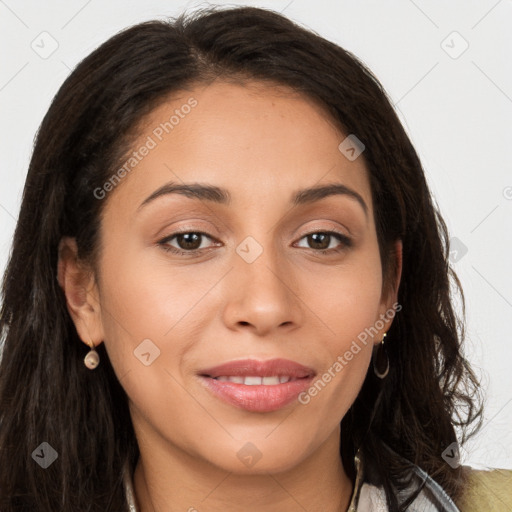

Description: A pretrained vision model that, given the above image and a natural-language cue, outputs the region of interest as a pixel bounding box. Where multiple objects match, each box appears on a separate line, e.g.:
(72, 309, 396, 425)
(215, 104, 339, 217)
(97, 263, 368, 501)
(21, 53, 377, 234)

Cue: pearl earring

(84, 340, 100, 369)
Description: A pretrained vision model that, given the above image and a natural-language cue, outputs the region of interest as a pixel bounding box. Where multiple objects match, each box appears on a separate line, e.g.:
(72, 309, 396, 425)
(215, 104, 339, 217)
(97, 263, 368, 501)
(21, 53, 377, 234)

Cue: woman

(0, 5, 509, 511)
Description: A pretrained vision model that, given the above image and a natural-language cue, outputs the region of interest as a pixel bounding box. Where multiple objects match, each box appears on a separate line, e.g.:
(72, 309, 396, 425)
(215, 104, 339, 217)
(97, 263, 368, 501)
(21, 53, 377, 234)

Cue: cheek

(310, 250, 384, 351)
(296, 293, 377, 439)
(296, 247, 384, 419)
(95, 248, 210, 436)
(95, 241, 199, 372)
(95, 235, 237, 399)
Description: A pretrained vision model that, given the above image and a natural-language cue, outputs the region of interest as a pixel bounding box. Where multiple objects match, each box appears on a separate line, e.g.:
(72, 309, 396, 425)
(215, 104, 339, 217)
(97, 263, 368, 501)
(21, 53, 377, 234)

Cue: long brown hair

(0, 6, 483, 511)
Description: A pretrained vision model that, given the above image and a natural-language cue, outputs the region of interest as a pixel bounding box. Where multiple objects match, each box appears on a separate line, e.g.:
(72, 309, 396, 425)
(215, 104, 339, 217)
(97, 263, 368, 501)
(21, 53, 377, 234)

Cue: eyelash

(158, 229, 352, 257)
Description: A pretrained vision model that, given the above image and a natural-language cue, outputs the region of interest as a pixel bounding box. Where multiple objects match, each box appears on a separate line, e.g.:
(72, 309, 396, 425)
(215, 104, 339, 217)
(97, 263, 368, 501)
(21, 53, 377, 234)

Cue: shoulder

(456, 466, 512, 512)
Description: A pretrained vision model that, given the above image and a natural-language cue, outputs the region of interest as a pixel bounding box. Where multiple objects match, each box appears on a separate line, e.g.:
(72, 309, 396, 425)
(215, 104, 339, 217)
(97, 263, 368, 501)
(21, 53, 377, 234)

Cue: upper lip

(199, 358, 316, 379)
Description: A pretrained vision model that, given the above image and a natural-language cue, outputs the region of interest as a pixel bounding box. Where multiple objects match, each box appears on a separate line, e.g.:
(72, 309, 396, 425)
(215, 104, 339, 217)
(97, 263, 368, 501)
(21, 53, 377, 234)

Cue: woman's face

(70, 80, 400, 474)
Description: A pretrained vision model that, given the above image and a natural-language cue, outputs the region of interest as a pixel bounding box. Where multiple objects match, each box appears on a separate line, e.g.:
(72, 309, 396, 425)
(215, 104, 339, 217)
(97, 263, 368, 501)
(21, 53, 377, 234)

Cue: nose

(222, 242, 303, 336)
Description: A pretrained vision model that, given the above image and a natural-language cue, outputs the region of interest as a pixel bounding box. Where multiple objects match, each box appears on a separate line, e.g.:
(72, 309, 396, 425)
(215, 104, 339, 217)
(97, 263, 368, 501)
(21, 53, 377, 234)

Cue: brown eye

(175, 232, 202, 250)
(306, 233, 330, 250)
(296, 231, 352, 253)
(159, 231, 218, 255)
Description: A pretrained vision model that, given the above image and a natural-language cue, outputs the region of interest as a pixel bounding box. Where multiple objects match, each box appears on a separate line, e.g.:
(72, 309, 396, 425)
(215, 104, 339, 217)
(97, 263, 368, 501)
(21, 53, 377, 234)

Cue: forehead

(103, 79, 373, 219)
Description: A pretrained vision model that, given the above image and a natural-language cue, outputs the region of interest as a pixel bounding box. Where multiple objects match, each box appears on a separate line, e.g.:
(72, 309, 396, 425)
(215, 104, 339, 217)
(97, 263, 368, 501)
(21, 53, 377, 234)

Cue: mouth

(197, 358, 316, 413)
(211, 375, 303, 385)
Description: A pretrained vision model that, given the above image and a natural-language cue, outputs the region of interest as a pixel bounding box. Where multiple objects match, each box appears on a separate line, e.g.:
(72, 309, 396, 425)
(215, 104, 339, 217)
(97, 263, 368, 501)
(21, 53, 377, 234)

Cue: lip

(198, 358, 316, 413)
(199, 358, 316, 379)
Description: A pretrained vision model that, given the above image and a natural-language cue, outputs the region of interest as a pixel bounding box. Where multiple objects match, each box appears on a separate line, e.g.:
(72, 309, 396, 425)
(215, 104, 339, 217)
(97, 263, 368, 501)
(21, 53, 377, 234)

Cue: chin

(200, 438, 314, 476)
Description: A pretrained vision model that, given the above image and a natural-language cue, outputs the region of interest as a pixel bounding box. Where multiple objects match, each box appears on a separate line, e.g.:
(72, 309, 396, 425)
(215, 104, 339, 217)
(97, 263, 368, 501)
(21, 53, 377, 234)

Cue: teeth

(245, 376, 262, 385)
(213, 375, 295, 385)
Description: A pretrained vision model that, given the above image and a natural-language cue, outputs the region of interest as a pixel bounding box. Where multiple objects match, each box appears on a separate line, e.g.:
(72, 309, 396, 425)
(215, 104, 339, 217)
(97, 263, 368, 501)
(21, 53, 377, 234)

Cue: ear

(375, 239, 403, 344)
(57, 237, 104, 348)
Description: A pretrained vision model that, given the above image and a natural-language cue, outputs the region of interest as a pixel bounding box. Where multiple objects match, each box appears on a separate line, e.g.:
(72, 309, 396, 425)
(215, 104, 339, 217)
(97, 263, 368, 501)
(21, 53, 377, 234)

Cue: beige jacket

(455, 466, 512, 511)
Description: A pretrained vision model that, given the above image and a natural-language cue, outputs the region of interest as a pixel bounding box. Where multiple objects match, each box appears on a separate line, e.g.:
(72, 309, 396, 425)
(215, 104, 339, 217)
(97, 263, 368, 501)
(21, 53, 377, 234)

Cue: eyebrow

(138, 181, 368, 217)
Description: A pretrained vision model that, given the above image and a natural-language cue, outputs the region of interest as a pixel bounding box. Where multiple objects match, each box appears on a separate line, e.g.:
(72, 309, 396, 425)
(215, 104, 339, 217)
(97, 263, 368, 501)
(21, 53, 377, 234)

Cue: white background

(0, 0, 511, 469)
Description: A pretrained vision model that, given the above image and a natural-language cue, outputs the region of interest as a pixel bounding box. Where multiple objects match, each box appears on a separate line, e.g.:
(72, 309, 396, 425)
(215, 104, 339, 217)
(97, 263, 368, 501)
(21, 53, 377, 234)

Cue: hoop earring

(84, 340, 100, 370)
(372, 333, 389, 379)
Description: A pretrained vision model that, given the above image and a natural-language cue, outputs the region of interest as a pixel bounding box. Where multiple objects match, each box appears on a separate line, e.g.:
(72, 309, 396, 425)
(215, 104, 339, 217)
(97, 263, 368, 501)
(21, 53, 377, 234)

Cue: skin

(58, 80, 402, 511)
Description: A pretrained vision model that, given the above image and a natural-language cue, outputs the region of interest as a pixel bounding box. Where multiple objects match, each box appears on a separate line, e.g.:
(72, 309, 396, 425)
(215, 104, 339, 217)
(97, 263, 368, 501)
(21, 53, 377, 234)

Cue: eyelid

(299, 226, 349, 239)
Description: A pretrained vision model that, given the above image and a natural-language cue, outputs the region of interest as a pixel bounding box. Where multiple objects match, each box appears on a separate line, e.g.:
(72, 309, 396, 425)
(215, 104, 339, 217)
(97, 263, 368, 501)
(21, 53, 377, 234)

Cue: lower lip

(200, 376, 314, 412)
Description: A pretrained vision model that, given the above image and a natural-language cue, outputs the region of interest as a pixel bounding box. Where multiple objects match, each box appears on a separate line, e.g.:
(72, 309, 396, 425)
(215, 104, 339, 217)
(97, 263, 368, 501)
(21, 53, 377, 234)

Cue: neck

(132, 429, 354, 512)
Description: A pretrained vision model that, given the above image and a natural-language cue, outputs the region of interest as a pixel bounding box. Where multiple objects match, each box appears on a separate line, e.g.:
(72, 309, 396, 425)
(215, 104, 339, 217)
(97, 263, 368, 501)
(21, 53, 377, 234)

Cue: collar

(123, 445, 462, 511)
(124, 461, 138, 512)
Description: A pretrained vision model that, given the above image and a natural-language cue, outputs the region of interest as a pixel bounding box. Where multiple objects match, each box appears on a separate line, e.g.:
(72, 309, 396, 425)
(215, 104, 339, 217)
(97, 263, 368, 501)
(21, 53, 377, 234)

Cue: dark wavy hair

(0, 5, 483, 511)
